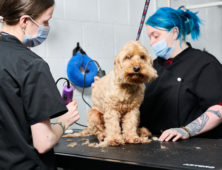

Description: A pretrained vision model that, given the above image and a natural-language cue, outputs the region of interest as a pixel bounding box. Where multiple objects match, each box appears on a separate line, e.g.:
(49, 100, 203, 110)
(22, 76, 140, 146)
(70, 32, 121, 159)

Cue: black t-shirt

(0, 33, 68, 170)
(140, 45, 222, 138)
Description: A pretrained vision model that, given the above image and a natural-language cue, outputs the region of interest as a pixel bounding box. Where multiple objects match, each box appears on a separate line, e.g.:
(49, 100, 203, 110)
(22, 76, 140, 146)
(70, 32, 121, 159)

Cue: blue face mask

(24, 17, 50, 47)
(152, 32, 176, 60)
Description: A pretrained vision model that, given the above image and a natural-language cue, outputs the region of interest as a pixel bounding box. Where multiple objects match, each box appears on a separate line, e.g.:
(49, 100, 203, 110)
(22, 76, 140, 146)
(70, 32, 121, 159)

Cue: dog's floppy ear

(149, 54, 153, 65)
(114, 52, 125, 82)
(114, 54, 120, 72)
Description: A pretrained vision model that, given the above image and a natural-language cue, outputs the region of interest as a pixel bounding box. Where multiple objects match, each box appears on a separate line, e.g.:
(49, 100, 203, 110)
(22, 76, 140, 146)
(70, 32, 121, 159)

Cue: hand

(91, 76, 100, 88)
(159, 128, 189, 142)
(57, 100, 80, 130)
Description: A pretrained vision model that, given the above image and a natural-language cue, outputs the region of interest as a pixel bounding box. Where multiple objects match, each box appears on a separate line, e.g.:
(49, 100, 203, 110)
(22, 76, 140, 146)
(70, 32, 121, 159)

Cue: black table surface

(54, 135, 222, 170)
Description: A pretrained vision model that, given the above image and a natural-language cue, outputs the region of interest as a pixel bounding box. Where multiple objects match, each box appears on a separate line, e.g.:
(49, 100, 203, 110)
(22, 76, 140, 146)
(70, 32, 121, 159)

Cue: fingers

(66, 100, 78, 110)
(73, 111, 80, 122)
(172, 135, 181, 142)
(58, 99, 80, 128)
(72, 108, 79, 118)
(91, 83, 95, 88)
(159, 130, 170, 142)
(68, 101, 80, 124)
(159, 129, 182, 142)
(65, 110, 80, 128)
(92, 76, 100, 88)
(165, 133, 175, 142)
(94, 76, 100, 81)
(68, 103, 79, 119)
(67, 100, 77, 107)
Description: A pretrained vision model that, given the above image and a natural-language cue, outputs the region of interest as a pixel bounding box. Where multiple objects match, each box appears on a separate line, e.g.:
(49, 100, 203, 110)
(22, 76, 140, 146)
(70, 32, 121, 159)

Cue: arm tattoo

(186, 113, 209, 136)
(175, 128, 189, 137)
(207, 110, 221, 118)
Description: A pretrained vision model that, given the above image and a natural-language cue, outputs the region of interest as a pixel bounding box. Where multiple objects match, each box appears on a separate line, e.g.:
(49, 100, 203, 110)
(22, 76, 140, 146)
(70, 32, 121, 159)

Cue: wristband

(52, 122, 65, 134)
(180, 126, 192, 138)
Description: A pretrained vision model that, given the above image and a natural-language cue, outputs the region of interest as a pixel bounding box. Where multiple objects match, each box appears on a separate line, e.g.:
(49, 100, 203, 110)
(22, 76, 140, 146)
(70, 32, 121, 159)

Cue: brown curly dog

(64, 41, 157, 147)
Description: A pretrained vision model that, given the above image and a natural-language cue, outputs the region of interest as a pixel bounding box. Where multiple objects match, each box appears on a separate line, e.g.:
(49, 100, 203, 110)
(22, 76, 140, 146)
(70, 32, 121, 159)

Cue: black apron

(0, 33, 68, 170)
(140, 45, 222, 138)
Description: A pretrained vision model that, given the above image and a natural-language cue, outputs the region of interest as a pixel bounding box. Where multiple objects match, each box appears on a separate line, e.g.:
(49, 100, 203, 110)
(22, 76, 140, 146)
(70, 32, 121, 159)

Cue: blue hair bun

(146, 7, 202, 41)
(177, 8, 201, 40)
(67, 52, 98, 88)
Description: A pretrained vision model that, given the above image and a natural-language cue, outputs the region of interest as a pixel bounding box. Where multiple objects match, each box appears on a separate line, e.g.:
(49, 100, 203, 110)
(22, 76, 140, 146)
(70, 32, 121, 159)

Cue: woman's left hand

(159, 128, 189, 142)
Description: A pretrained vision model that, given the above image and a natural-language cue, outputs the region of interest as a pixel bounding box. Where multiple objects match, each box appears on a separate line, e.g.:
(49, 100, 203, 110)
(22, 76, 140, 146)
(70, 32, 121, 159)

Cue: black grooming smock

(0, 33, 68, 170)
(140, 44, 222, 138)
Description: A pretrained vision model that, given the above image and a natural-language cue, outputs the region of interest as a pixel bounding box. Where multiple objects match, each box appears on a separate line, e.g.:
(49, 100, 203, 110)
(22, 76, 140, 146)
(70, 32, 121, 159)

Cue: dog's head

(114, 41, 157, 85)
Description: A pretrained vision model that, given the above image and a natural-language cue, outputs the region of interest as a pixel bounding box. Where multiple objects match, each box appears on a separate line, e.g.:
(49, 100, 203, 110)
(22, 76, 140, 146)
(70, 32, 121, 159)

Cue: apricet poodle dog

(64, 41, 157, 147)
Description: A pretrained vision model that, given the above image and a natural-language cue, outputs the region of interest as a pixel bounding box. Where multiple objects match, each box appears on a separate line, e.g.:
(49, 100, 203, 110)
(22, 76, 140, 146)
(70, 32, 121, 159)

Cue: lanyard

(136, 0, 151, 41)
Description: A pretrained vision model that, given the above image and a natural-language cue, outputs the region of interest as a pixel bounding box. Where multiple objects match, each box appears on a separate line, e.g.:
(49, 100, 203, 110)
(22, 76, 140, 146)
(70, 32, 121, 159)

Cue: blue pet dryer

(67, 43, 98, 88)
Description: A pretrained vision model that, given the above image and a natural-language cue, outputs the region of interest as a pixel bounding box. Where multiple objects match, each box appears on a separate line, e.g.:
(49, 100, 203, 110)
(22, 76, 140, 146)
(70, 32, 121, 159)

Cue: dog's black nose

(133, 66, 140, 73)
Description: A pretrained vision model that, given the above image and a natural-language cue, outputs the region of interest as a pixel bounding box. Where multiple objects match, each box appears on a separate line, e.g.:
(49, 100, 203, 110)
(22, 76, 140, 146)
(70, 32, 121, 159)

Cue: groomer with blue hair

(139, 7, 222, 142)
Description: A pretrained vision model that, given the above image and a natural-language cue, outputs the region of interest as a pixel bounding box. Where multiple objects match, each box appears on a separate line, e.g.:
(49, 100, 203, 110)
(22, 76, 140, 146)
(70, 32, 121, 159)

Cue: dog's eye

(140, 55, 145, 59)
(125, 55, 131, 59)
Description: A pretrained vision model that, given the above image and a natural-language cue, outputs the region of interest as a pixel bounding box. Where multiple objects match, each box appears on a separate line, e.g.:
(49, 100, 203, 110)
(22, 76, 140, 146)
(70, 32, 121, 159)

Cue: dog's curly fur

(64, 41, 157, 147)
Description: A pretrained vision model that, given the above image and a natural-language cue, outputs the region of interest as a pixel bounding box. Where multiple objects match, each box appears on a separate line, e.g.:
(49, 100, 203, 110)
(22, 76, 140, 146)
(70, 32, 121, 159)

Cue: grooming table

(55, 135, 222, 170)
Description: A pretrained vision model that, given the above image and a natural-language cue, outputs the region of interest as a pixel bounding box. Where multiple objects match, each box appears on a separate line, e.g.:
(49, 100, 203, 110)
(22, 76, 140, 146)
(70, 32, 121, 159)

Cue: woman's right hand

(57, 100, 80, 130)
(91, 76, 100, 88)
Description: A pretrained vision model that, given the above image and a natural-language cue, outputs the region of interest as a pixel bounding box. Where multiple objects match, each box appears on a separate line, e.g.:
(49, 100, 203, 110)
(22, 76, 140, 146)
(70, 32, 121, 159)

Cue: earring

(21, 25, 26, 34)
(22, 28, 25, 34)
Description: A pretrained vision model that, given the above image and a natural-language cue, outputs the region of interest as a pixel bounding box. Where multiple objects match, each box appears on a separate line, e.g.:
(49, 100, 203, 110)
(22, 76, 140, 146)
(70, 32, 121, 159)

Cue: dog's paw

(97, 133, 105, 142)
(107, 139, 124, 146)
(140, 137, 152, 143)
(124, 135, 142, 144)
(105, 136, 124, 146)
(137, 127, 152, 137)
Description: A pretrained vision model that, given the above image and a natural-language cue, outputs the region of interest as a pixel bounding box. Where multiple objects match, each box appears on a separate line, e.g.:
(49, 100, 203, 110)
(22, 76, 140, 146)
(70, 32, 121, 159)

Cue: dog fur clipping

(64, 41, 158, 147)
